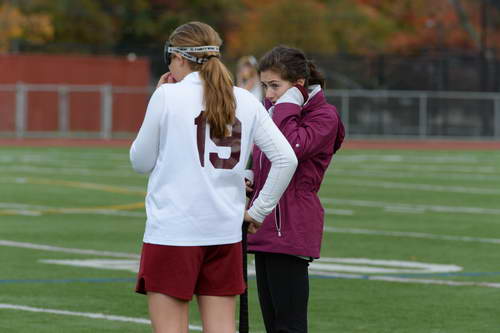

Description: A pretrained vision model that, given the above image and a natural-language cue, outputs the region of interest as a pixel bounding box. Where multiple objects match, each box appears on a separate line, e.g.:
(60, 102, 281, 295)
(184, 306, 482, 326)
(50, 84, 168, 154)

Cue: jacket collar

(263, 85, 327, 111)
(302, 85, 327, 112)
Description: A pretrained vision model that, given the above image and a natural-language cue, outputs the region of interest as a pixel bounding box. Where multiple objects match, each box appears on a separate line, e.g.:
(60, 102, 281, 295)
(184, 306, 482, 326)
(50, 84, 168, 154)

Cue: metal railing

(0, 83, 150, 139)
(1, 83, 500, 139)
(325, 89, 500, 139)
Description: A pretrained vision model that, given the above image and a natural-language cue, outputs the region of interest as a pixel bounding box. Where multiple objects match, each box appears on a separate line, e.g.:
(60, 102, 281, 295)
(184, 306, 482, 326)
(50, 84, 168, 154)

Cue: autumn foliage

(0, 0, 498, 57)
(0, 3, 53, 52)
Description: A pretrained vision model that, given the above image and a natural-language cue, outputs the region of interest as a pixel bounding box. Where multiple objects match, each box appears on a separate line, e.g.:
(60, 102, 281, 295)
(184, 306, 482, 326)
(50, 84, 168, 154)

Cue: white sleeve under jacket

(247, 105, 297, 222)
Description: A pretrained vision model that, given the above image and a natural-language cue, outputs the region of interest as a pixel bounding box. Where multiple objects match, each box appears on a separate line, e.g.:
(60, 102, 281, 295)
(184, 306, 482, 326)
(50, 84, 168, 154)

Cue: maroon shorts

(135, 242, 245, 301)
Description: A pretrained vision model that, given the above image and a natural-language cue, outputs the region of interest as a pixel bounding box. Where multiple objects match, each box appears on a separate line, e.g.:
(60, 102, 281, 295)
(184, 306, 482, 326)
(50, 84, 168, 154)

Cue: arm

(247, 106, 298, 223)
(272, 87, 339, 161)
(129, 87, 166, 174)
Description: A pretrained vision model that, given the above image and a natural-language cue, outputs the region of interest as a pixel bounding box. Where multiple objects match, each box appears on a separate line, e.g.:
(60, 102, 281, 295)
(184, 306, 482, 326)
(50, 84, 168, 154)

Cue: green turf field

(1, 146, 499, 332)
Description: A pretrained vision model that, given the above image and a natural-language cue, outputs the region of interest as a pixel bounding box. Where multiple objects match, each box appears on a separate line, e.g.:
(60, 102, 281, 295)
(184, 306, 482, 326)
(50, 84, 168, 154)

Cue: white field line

(0, 177, 146, 196)
(0, 202, 53, 210)
(0, 177, 145, 194)
(11, 161, 496, 180)
(0, 160, 131, 170)
(0, 166, 136, 178)
(0, 152, 128, 162)
(316, 272, 500, 289)
(324, 227, 500, 245)
(333, 161, 499, 174)
(1, 209, 144, 217)
(325, 168, 500, 182)
(336, 154, 484, 164)
(3, 240, 500, 290)
(0, 155, 130, 166)
(0, 304, 204, 331)
(321, 198, 500, 216)
(40, 257, 463, 275)
(312, 258, 461, 274)
(383, 206, 424, 214)
(324, 208, 354, 215)
(330, 179, 500, 195)
(0, 155, 131, 164)
(0, 240, 140, 259)
(57, 209, 145, 217)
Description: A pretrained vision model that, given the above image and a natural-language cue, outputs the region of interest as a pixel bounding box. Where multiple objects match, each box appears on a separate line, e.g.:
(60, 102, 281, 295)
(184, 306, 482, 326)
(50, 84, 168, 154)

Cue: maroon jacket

(247, 88, 344, 258)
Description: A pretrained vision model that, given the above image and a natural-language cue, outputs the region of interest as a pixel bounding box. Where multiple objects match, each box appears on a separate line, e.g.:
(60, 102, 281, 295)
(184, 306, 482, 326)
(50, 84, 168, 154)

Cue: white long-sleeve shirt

(130, 72, 297, 246)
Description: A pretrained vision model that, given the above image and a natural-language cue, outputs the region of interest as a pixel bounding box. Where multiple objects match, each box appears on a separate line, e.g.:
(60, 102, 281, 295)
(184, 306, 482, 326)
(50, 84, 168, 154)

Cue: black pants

(254, 252, 310, 333)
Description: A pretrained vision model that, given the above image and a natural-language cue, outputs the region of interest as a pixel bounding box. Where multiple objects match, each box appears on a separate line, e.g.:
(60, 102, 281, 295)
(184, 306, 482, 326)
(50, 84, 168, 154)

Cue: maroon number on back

(194, 111, 242, 169)
(194, 112, 206, 167)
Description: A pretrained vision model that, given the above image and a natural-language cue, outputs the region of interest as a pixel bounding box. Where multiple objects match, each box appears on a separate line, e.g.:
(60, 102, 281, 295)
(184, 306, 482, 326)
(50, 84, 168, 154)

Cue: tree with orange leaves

(0, 2, 53, 53)
(227, 0, 499, 56)
(355, 0, 499, 54)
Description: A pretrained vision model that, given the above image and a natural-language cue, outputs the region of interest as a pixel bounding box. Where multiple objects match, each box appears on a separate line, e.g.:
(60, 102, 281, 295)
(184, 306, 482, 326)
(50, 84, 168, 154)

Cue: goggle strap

(167, 46, 219, 53)
(163, 44, 220, 65)
(176, 50, 209, 64)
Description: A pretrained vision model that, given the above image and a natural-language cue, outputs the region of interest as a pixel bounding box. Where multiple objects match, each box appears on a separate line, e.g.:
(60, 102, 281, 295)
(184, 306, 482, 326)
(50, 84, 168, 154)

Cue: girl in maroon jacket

(247, 45, 345, 333)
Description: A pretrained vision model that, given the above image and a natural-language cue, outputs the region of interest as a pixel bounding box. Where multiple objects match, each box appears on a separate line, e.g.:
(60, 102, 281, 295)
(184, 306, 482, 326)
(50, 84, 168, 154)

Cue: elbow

(129, 146, 154, 174)
(131, 161, 153, 174)
(281, 144, 298, 171)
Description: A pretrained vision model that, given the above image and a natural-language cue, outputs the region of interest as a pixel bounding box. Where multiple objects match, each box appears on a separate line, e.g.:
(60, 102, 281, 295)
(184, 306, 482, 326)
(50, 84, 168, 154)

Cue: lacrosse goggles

(164, 42, 220, 66)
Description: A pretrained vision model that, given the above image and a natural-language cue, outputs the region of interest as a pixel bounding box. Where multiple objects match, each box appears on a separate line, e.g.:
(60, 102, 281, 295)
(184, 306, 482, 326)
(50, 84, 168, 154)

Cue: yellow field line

(0, 210, 35, 216)
(1, 177, 146, 216)
(44, 202, 145, 214)
(0, 202, 145, 216)
(24, 178, 146, 195)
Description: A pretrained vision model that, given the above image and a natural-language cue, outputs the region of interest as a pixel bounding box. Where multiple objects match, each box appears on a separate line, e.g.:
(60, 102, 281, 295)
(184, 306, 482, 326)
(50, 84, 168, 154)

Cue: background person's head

(168, 21, 235, 138)
(258, 45, 325, 103)
(236, 56, 259, 82)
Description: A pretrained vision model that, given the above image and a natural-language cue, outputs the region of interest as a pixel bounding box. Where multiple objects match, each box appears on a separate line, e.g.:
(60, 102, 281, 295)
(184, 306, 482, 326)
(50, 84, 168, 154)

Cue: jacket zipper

(275, 202, 282, 237)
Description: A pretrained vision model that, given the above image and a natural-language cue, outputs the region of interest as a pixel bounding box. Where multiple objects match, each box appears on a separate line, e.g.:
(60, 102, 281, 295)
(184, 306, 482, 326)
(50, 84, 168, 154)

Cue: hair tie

(205, 55, 220, 61)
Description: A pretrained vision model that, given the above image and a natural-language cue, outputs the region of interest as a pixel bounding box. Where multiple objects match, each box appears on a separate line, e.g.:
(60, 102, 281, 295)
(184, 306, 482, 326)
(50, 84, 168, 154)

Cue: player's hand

(247, 221, 261, 234)
(245, 178, 253, 197)
(275, 84, 308, 106)
(244, 211, 262, 234)
(156, 72, 176, 88)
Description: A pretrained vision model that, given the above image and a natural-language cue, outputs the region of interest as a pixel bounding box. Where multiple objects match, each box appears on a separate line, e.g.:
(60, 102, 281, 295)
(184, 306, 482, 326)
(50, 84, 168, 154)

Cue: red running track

(0, 138, 499, 150)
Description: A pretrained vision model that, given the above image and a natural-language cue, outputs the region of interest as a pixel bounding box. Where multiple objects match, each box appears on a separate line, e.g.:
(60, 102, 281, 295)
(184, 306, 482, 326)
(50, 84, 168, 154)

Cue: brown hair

(258, 45, 325, 88)
(169, 21, 235, 138)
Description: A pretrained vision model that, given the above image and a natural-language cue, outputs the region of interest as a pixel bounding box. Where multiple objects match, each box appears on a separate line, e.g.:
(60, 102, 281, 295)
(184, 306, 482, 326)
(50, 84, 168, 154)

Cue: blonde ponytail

(200, 57, 236, 138)
(168, 21, 236, 139)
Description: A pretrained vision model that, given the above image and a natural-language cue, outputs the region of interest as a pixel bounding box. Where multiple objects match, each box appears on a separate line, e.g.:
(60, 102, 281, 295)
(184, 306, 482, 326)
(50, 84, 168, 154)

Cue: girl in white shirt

(130, 21, 297, 333)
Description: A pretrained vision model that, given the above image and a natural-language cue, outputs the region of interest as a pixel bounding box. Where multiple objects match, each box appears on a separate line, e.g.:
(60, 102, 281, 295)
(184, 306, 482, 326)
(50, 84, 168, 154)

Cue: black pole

(377, 54, 385, 89)
(480, 0, 489, 91)
(239, 221, 249, 333)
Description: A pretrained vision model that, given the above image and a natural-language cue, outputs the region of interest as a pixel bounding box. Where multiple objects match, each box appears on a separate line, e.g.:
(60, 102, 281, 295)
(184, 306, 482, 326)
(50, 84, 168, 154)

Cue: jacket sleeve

(272, 102, 340, 161)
